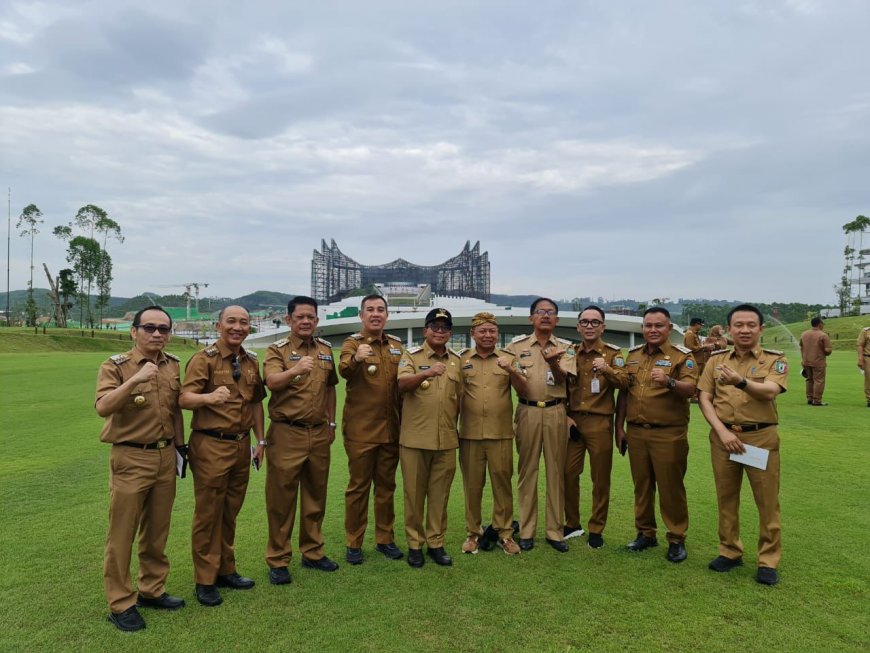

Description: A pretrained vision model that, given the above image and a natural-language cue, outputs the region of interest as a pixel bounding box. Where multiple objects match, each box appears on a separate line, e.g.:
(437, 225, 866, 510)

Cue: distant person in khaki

(698, 304, 788, 586)
(858, 326, 870, 407)
(684, 317, 715, 381)
(562, 306, 628, 549)
(339, 294, 405, 565)
(263, 296, 340, 584)
(180, 305, 266, 607)
(505, 297, 572, 553)
(397, 308, 463, 567)
(458, 312, 527, 556)
(96, 305, 185, 632)
(615, 307, 698, 564)
(799, 317, 832, 406)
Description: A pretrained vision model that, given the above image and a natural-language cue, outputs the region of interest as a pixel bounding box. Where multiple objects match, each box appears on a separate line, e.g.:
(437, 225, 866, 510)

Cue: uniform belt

(115, 438, 172, 450)
(571, 410, 608, 417)
(723, 423, 774, 433)
(627, 422, 667, 429)
(279, 419, 326, 429)
(518, 398, 563, 408)
(197, 429, 250, 441)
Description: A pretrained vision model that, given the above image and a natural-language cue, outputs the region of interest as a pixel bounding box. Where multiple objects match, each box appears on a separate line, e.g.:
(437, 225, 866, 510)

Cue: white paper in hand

(729, 444, 769, 470)
(176, 450, 188, 478)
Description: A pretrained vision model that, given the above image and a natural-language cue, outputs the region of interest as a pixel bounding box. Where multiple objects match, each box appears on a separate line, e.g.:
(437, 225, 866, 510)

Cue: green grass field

(1, 342, 868, 652)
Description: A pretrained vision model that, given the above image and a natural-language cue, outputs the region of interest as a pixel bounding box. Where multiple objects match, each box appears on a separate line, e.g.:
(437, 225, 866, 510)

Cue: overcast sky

(2, 0, 868, 304)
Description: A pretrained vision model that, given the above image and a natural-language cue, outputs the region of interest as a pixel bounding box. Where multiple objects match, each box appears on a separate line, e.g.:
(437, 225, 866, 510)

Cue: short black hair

(287, 295, 318, 315)
(360, 294, 388, 310)
(530, 297, 558, 315)
(689, 317, 704, 326)
(217, 305, 250, 322)
(643, 306, 671, 320)
(726, 304, 764, 326)
(811, 316, 823, 327)
(580, 305, 606, 321)
(132, 305, 172, 328)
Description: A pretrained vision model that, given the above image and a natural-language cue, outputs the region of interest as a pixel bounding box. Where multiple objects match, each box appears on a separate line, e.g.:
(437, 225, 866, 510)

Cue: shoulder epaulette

(245, 350, 258, 360)
(763, 348, 784, 355)
(316, 336, 332, 347)
(498, 348, 515, 356)
(629, 344, 644, 352)
(109, 353, 129, 365)
(557, 337, 573, 345)
(407, 346, 423, 354)
(863, 326, 870, 331)
(350, 333, 364, 340)
(204, 346, 219, 357)
(511, 334, 528, 343)
(448, 348, 461, 357)
(673, 344, 691, 355)
(710, 348, 730, 356)
(605, 342, 621, 351)
(164, 352, 180, 362)
(458, 347, 470, 355)
(386, 333, 402, 342)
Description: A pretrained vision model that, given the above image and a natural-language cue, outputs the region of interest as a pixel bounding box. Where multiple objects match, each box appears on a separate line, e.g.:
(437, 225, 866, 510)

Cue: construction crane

(159, 282, 209, 320)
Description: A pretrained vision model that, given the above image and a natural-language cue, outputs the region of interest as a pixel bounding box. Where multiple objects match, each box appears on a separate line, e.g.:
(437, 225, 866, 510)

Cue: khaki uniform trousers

(104, 445, 176, 612)
(710, 427, 782, 568)
(400, 446, 456, 549)
(265, 422, 331, 566)
(189, 432, 251, 584)
(864, 361, 870, 402)
(344, 440, 400, 548)
(804, 365, 826, 403)
(515, 403, 567, 542)
(626, 424, 689, 544)
(564, 413, 614, 535)
(459, 438, 514, 539)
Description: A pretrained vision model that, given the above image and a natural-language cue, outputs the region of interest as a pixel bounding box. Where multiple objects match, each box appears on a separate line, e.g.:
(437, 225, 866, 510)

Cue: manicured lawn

(0, 347, 867, 652)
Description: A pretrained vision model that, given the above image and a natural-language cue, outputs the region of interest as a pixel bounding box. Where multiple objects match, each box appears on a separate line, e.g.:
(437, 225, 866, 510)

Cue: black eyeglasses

(427, 324, 451, 333)
(135, 324, 171, 334)
(231, 354, 241, 381)
(578, 319, 603, 327)
(533, 309, 557, 317)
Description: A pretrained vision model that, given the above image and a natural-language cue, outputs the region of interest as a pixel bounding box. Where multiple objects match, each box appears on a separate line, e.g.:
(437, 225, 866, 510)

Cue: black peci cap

(425, 308, 453, 328)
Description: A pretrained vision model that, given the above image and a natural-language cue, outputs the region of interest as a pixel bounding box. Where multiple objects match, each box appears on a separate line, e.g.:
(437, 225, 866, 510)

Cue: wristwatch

(735, 378, 748, 390)
(667, 378, 677, 390)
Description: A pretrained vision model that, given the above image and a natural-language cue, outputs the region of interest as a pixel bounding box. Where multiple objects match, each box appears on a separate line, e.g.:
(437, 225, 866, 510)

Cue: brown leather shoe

(462, 535, 479, 554)
(498, 537, 521, 555)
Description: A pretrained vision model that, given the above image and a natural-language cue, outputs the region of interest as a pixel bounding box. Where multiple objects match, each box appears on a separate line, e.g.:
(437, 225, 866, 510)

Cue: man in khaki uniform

(458, 312, 527, 556)
(340, 294, 405, 565)
(263, 296, 340, 584)
(96, 305, 185, 632)
(397, 308, 464, 567)
(799, 317, 832, 406)
(858, 326, 870, 407)
(615, 307, 698, 563)
(698, 304, 788, 586)
(684, 317, 715, 383)
(505, 297, 572, 552)
(180, 306, 266, 607)
(563, 306, 628, 549)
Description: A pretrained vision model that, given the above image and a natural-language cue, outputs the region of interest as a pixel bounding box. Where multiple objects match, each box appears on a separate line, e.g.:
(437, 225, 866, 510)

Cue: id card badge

(546, 369, 555, 386)
(590, 377, 601, 394)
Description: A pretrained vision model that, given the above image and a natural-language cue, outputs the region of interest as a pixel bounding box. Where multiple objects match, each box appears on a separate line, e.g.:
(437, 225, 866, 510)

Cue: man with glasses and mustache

(180, 305, 266, 607)
(263, 296, 340, 584)
(615, 307, 698, 564)
(397, 308, 464, 567)
(505, 298, 572, 553)
(562, 306, 629, 549)
(96, 306, 186, 631)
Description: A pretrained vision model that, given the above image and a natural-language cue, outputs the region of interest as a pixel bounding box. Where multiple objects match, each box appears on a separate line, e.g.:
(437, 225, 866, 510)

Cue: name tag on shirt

(590, 378, 600, 394)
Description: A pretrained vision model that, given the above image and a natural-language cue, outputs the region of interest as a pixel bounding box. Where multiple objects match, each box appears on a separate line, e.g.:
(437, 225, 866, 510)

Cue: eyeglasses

(578, 319, 603, 327)
(136, 324, 171, 334)
(427, 324, 451, 333)
(231, 354, 241, 381)
(533, 309, 557, 317)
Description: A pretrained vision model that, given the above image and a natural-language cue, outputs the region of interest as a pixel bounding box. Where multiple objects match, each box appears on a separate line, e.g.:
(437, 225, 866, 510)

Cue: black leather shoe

(626, 533, 658, 552)
(216, 572, 255, 590)
(587, 533, 605, 549)
(136, 592, 185, 610)
(375, 542, 404, 560)
(479, 525, 499, 552)
(195, 584, 222, 607)
(666, 542, 687, 563)
(301, 556, 339, 572)
(708, 555, 743, 572)
(107, 606, 145, 632)
(427, 546, 453, 566)
(268, 567, 292, 585)
(407, 548, 424, 567)
(518, 537, 535, 551)
(346, 547, 363, 565)
(756, 567, 779, 586)
(546, 538, 568, 553)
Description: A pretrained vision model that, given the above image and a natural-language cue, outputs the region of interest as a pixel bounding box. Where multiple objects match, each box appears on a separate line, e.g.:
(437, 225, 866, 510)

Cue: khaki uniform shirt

(859, 327, 870, 356)
(397, 342, 463, 450)
(684, 329, 710, 366)
(624, 341, 698, 427)
(459, 347, 517, 440)
(96, 348, 181, 444)
(799, 329, 832, 367)
(564, 339, 629, 415)
(264, 334, 338, 423)
(339, 332, 404, 443)
(698, 347, 788, 424)
(505, 333, 570, 402)
(182, 341, 266, 433)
